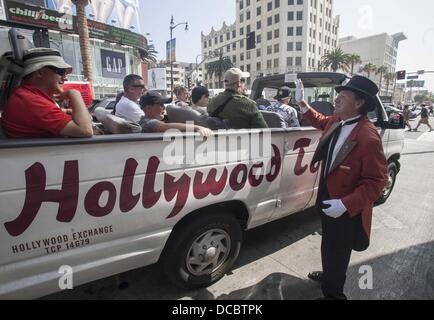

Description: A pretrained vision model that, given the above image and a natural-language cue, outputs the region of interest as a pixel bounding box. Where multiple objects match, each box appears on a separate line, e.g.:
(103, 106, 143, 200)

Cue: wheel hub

(203, 246, 217, 262)
(186, 229, 231, 276)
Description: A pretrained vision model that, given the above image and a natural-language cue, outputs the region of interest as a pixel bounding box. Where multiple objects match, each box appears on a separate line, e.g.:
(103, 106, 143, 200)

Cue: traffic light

(396, 70, 406, 80)
(246, 31, 256, 50)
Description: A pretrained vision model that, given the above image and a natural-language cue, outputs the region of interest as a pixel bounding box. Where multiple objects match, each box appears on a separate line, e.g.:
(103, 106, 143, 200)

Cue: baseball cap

(22, 48, 72, 77)
(274, 86, 291, 100)
(139, 91, 172, 107)
(224, 68, 250, 84)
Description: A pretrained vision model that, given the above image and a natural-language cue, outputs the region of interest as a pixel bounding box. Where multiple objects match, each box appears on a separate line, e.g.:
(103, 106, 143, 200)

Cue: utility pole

(169, 16, 188, 99)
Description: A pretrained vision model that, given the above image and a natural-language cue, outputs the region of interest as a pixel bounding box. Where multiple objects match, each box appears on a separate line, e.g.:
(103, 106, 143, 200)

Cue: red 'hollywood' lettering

(310, 161, 321, 173)
(266, 144, 281, 182)
(142, 156, 161, 209)
(248, 162, 264, 187)
(229, 164, 248, 191)
(164, 173, 191, 219)
(193, 168, 228, 199)
(120, 158, 140, 213)
(293, 138, 311, 176)
(4, 161, 79, 237)
(84, 182, 117, 217)
(4, 144, 283, 237)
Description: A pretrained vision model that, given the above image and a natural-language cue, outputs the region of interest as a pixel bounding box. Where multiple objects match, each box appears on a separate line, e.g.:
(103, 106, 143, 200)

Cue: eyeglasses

(45, 66, 67, 76)
(132, 84, 146, 89)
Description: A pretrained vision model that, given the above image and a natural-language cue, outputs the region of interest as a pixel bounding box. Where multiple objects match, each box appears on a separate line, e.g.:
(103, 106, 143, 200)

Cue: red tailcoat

(304, 108, 388, 242)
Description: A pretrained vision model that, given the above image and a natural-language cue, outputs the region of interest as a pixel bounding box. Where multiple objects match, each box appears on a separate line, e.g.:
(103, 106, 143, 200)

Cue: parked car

(88, 97, 117, 121)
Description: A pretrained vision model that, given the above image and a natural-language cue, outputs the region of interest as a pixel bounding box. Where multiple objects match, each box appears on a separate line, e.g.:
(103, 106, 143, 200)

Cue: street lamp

(169, 15, 188, 98)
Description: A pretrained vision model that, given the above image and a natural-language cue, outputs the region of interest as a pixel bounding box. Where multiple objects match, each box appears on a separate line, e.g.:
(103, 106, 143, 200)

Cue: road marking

(417, 131, 434, 142)
(404, 139, 434, 147)
(372, 209, 408, 230)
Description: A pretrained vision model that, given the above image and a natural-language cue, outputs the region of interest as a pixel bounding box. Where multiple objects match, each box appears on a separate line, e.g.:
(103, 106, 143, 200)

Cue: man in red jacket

(295, 76, 388, 299)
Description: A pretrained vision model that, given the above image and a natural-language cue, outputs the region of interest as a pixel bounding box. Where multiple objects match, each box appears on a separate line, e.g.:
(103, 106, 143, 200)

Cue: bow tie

(340, 116, 362, 126)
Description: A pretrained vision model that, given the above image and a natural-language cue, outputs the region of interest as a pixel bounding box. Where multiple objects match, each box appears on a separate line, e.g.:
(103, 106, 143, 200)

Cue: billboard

(13, 0, 45, 6)
(166, 38, 176, 62)
(4, 0, 74, 30)
(3, 1, 147, 50)
(407, 80, 425, 88)
(100, 49, 126, 79)
(148, 68, 167, 91)
(46, 0, 142, 33)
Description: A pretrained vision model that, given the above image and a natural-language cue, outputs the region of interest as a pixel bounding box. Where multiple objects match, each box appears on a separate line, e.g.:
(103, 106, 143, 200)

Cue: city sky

(139, 0, 434, 92)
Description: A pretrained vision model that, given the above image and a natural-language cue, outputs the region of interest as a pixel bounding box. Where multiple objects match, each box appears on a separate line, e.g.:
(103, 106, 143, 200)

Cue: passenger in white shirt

(115, 74, 146, 123)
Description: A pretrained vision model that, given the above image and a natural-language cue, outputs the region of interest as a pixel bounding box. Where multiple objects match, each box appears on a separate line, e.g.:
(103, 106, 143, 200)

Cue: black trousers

(320, 212, 356, 300)
(317, 176, 364, 300)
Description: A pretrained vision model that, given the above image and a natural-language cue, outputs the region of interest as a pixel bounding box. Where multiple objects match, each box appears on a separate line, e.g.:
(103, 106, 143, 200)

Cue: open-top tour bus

(0, 28, 404, 299)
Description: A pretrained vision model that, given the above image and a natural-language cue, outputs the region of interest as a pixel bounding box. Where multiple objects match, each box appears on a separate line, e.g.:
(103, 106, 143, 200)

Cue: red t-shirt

(1, 83, 72, 138)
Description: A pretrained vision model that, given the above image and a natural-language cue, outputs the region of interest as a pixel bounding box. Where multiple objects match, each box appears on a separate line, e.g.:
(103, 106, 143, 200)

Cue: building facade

(0, 0, 148, 98)
(339, 32, 407, 95)
(201, 0, 340, 89)
(149, 61, 203, 95)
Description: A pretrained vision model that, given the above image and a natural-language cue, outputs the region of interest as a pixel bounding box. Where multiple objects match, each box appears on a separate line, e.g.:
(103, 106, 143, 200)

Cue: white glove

(322, 199, 347, 219)
(294, 79, 305, 103)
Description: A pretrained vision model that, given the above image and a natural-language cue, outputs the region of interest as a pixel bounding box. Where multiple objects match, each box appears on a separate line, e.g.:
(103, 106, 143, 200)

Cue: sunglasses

(240, 78, 246, 83)
(131, 84, 146, 89)
(45, 66, 67, 76)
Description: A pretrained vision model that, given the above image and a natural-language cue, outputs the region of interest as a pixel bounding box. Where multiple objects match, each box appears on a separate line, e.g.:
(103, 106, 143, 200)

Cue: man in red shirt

(2, 48, 93, 138)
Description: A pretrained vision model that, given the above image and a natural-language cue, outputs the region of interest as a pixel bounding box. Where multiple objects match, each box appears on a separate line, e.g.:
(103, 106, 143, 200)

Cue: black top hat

(335, 75, 379, 112)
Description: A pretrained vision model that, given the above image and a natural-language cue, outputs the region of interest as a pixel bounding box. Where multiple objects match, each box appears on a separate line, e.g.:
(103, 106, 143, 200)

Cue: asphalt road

(46, 119, 434, 300)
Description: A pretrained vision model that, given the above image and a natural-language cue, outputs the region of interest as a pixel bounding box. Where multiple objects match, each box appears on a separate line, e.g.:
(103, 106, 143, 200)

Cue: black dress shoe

(307, 271, 323, 283)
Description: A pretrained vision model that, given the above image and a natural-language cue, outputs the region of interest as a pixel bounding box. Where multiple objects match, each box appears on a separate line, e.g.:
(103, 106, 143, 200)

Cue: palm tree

(347, 54, 362, 75)
(143, 44, 158, 67)
(206, 52, 234, 88)
(384, 72, 396, 96)
(375, 65, 389, 95)
(71, 0, 92, 82)
(320, 48, 350, 72)
(362, 63, 377, 78)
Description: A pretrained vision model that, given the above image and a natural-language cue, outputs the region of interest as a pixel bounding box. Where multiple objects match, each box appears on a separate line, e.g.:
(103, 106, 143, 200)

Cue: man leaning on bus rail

(294, 76, 388, 300)
(1, 48, 96, 139)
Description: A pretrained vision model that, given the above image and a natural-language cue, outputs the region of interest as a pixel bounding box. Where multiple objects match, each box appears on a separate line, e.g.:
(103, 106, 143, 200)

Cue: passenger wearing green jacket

(207, 68, 268, 129)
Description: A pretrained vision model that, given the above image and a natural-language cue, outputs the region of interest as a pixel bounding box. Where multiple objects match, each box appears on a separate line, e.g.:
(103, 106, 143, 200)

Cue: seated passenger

(1, 48, 93, 138)
(264, 86, 300, 127)
(207, 68, 268, 129)
(115, 74, 146, 122)
(174, 86, 190, 107)
(190, 86, 209, 115)
(138, 91, 212, 137)
(255, 96, 271, 109)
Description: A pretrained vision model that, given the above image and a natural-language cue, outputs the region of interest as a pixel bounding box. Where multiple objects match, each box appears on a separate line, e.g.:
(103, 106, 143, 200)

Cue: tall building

(201, 0, 340, 89)
(339, 32, 407, 95)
